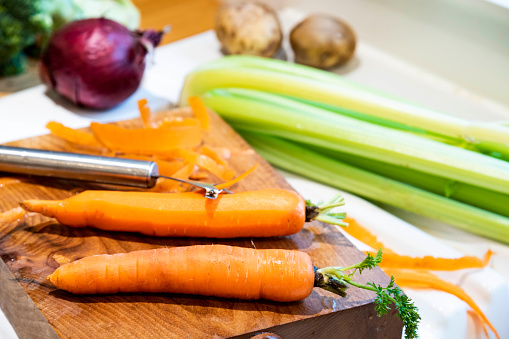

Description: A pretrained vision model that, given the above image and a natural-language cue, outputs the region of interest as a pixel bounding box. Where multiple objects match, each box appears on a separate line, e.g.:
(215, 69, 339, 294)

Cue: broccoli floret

(0, 0, 53, 76)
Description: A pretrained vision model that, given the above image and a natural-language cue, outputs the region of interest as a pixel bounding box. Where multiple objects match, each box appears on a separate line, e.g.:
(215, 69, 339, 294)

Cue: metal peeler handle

(0, 146, 159, 188)
(0, 146, 229, 198)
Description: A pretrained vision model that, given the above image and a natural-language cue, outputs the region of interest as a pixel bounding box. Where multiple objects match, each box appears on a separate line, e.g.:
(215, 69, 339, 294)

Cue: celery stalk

(201, 88, 509, 195)
(181, 59, 509, 145)
(240, 131, 509, 244)
(188, 56, 424, 104)
(236, 123, 509, 217)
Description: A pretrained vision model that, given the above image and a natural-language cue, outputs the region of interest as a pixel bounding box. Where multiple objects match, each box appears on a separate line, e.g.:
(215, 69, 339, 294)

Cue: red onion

(40, 18, 164, 110)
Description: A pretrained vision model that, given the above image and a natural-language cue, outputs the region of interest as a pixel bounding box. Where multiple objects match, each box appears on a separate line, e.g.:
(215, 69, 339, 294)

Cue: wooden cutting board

(0, 110, 402, 339)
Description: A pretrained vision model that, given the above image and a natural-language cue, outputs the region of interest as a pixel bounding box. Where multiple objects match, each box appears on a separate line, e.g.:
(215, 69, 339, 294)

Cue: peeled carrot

(21, 189, 346, 238)
(90, 122, 202, 155)
(47, 245, 314, 301)
(383, 268, 500, 339)
(46, 245, 420, 338)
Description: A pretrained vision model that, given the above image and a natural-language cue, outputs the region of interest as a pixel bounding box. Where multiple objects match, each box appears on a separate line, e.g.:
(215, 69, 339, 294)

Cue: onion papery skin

(40, 18, 161, 110)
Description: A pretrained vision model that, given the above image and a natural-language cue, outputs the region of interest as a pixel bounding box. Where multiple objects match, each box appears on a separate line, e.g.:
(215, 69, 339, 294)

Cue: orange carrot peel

(46, 121, 103, 148)
(342, 216, 498, 338)
(90, 122, 203, 155)
(341, 217, 393, 253)
(383, 268, 500, 339)
(188, 96, 210, 131)
(369, 250, 493, 271)
(137, 99, 153, 128)
(215, 164, 257, 190)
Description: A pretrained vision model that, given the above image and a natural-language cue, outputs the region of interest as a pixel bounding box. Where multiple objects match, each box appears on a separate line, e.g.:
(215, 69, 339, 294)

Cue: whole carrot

(21, 189, 346, 238)
(47, 245, 420, 338)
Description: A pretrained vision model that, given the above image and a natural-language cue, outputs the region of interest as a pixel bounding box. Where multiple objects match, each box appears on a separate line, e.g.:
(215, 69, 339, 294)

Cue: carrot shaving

(158, 118, 200, 128)
(467, 309, 490, 338)
(184, 152, 235, 181)
(342, 217, 394, 254)
(149, 163, 195, 192)
(188, 96, 210, 131)
(0, 178, 21, 187)
(90, 122, 202, 155)
(189, 171, 209, 180)
(46, 121, 103, 148)
(383, 268, 500, 339)
(154, 148, 199, 161)
(0, 207, 26, 223)
(137, 99, 153, 128)
(201, 145, 228, 167)
(368, 250, 493, 271)
(215, 165, 257, 190)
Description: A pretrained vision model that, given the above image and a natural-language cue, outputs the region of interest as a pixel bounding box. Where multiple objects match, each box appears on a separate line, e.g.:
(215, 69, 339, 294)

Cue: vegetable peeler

(0, 146, 231, 199)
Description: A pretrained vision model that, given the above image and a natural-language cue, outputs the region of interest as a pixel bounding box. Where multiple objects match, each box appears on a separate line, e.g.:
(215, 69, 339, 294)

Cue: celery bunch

(181, 56, 509, 244)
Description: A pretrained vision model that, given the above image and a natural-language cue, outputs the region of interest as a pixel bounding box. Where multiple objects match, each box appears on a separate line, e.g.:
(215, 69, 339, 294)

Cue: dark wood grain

(0, 110, 403, 338)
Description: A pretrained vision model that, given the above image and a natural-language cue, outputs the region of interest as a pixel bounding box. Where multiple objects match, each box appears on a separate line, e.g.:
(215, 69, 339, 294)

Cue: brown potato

(214, 2, 282, 58)
(290, 14, 356, 69)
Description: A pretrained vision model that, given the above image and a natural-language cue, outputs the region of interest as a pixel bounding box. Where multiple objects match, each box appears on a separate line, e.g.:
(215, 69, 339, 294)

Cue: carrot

(137, 99, 154, 128)
(46, 121, 103, 148)
(46, 246, 420, 337)
(90, 122, 202, 155)
(188, 96, 210, 131)
(47, 245, 313, 301)
(21, 189, 347, 238)
(369, 250, 493, 271)
(383, 268, 500, 339)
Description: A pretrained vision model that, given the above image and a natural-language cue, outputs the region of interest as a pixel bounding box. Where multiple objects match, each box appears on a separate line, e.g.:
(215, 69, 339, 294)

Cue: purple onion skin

(40, 18, 162, 110)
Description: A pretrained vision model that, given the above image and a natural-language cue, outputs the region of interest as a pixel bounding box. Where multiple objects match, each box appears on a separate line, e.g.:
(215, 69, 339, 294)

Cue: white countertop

(1, 8, 509, 339)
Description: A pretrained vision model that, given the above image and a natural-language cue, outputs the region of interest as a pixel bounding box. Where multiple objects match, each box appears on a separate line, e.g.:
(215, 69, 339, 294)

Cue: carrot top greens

(305, 194, 349, 227)
(315, 249, 420, 339)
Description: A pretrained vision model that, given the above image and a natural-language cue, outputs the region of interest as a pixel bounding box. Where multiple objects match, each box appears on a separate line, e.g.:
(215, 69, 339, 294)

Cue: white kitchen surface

(1, 8, 509, 339)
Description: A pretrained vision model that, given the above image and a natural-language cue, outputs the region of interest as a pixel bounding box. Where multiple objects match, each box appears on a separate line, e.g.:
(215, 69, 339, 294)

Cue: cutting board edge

(0, 259, 59, 339)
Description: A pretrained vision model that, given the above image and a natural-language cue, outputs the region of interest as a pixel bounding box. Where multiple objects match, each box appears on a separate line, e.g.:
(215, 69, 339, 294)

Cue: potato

(214, 2, 282, 58)
(290, 14, 356, 69)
